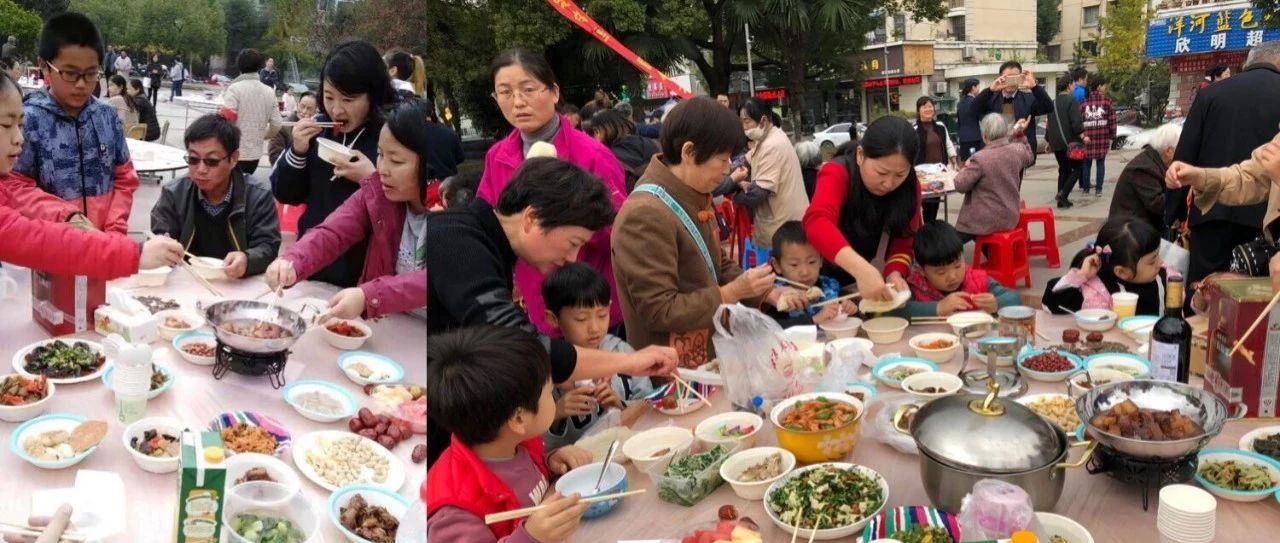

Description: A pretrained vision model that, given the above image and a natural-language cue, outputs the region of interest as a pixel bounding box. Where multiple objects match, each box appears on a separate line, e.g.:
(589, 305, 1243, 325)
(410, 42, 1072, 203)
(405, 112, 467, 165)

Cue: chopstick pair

(483, 489, 646, 524)
(143, 232, 224, 298)
(279, 121, 340, 127)
(0, 521, 86, 542)
(1228, 288, 1280, 363)
(910, 316, 949, 324)
(788, 512, 823, 543)
(810, 292, 861, 308)
(670, 374, 713, 409)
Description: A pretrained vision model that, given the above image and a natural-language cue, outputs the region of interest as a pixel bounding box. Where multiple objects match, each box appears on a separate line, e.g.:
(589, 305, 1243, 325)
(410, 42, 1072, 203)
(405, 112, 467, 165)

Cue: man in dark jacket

(1166, 43, 1280, 309)
(972, 61, 1054, 166)
(956, 78, 983, 161)
(1109, 124, 1181, 235)
(151, 114, 280, 278)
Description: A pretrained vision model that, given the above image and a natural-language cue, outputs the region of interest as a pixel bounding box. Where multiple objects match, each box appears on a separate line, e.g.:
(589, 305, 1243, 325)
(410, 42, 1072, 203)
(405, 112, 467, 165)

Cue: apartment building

(1047, 0, 1110, 63)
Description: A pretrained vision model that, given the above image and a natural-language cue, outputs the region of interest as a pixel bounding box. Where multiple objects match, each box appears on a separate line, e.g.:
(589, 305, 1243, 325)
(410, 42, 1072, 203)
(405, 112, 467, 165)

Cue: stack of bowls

(1157, 484, 1216, 543)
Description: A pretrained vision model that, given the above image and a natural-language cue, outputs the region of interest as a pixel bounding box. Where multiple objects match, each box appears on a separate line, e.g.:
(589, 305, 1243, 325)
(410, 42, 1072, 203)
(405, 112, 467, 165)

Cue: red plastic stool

(974, 228, 1032, 288)
(275, 201, 305, 234)
(1019, 207, 1061, 268)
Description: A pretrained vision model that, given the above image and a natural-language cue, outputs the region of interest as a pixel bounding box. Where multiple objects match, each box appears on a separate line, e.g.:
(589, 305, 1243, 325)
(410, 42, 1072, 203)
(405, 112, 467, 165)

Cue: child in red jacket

(0, 71, 182, 277)
(428, 326, 593, 543)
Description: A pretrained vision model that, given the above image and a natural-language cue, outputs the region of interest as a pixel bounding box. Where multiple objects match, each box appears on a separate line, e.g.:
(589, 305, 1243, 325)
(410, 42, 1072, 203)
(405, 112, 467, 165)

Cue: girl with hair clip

(1042, 218, 1178, 315)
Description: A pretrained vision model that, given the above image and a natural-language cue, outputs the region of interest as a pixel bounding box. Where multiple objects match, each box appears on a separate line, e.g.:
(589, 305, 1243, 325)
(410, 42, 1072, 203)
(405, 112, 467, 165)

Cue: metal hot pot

(1076, 379, 1246, 460)
(200, 299, 321, 354)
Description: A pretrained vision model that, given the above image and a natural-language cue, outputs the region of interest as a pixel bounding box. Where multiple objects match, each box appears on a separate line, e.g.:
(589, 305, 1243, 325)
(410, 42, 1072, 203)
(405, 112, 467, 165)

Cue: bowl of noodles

(770, 392, 865, 464)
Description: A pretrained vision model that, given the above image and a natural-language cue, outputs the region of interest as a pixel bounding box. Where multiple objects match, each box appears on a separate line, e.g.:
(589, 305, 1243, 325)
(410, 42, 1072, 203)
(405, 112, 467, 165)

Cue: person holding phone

(972, 61, 1054, 169)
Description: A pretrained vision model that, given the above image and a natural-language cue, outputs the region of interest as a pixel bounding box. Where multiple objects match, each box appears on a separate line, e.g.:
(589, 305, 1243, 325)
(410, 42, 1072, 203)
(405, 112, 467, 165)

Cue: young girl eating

(1043, 218, 1173, 315)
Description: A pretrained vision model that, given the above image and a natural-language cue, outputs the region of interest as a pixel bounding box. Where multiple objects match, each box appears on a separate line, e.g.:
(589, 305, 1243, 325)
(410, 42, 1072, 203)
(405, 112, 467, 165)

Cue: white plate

(292, 430, 406, 493)
(1238, 425, 1280, 456)
(336, 352, 404, 386)
(11, 339, 112, 385)
(282, 380, 359, 423)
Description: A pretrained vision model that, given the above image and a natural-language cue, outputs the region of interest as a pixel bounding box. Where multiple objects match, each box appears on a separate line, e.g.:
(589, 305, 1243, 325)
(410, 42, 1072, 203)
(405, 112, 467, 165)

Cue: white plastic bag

(1160, 238, 1190, 277)
(711, 304, 813, 414)
(873, 396, 920, 455)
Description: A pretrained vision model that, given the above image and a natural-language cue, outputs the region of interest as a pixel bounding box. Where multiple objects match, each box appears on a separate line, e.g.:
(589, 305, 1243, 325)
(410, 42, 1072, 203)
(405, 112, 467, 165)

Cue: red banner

(545, 0, 692, 99)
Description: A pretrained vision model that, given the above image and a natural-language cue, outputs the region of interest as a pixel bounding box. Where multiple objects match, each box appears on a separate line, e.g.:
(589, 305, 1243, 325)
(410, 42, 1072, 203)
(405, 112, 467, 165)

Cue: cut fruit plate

(11, 339, 112, 385)
(292, 430, 406, 493)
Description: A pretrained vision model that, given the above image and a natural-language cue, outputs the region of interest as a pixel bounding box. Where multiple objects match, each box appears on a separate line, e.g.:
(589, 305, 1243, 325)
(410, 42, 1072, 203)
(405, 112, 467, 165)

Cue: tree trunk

(783, 32, 808, 137)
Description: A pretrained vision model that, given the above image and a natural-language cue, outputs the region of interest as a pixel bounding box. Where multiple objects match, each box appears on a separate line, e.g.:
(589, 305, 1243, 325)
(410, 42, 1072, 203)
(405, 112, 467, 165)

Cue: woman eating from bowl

(474, 49, 627, 336)
(264, 99, 432, 321)
(803, 116, 923, 301)
(613, 97, 799, 368)
(270, 41, 397, 288)
(0, 71, 183, 277)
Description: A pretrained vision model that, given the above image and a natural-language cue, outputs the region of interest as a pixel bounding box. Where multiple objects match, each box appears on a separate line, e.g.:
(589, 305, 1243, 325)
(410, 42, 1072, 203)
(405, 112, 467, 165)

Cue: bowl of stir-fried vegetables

(0, 374, 54, 422)
(770, 393, 865, 464)
(1193, 448, 1280, 502)
(764, 462, 888, 540)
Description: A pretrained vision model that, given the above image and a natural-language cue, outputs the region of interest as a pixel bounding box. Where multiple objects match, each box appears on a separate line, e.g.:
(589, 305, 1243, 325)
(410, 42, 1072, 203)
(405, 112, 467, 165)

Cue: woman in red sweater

(0, 71, 183, 277)
(803, 116, 923, 301)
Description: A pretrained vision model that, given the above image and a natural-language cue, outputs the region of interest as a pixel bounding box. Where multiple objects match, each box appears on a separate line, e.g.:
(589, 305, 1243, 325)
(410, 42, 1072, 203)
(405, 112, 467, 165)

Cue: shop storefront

(859, 43, 933, 120)
(1147, 5, 1280, 117)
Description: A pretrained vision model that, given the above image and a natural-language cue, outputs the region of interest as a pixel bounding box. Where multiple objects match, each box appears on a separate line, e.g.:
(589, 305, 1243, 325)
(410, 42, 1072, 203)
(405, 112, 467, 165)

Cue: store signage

(1147, 7, 1280, 58)
(863, 75, 922, 89)
(756, 88, 787, 101)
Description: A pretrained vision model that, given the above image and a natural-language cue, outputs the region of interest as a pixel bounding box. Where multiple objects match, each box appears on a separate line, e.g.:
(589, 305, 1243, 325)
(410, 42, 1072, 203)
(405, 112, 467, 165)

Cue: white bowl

(1194, 448, 1280, 502)
(133, 266, 172, 288)
(694, 411, 764, 448)
(719, 446, 796, 500)
(1119, 315, 1159, 344)
(863, 317, 909, 344)
(1067, 368, 1133, 398)
(1036, 512, 1095, 543)
(337, 352, 405, 386)
(173, 331, 217, 366)
(907, 333, 962, 363)
(281, 380, 359, 423)
(316, 138, 354, 165)
(1074, 309, 1118, 332)
(947, 311, 996, 335)
(0, 374, 54, 422)
(1238, 425, 1280, 456)
(1083, 353, 1152, 379)
(153, 309, 206, 340)
(900, 371, 963, 401)
(223, 481, 319, 543)
(9, 413, 100, 470)
(871, 357, 938, 390)
(225, 452, 302, 496)
(1016, 349, 1083, 382)
(187, 256, 227, 281)
(621, 426, 694, 473)
(321, 319, 373, 351)
(819, 317, 863, 339)
(327, 485, 411, 543)
(122, 416, 185, 474)
(763, 463, 889, 540)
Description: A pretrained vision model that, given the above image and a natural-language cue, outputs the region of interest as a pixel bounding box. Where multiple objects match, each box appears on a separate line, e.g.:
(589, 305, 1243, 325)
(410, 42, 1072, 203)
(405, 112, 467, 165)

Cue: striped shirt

(222, 74, 281, 162)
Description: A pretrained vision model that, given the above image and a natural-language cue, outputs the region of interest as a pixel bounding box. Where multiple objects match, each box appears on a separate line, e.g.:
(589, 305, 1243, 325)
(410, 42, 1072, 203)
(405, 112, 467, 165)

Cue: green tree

(1094, 0, 1147, 101)
(0, 0, 42, 59)
(225, 0, 267, 74)
(70, 0, 223, 59)
(261, 0, 319, 76)
(1037, 0, 1061, 47)
(15, 0, 69, 21)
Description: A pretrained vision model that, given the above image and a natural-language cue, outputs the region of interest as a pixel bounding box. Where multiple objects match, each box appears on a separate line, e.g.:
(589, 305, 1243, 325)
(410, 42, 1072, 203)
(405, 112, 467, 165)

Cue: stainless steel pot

(200, 300, 321, 353)
(1076, 379, 1246, 460)
(918, 438, 1094, 512)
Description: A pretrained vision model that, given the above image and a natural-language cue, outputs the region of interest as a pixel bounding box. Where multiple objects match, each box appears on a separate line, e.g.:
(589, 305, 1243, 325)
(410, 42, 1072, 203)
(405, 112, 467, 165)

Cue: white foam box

(93, 305, 159, 344)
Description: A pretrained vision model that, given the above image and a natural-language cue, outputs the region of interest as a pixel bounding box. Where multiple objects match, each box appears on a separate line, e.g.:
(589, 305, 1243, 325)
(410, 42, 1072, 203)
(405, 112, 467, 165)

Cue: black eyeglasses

(44, 63, 100, 84)
(185, 155, 229, 167)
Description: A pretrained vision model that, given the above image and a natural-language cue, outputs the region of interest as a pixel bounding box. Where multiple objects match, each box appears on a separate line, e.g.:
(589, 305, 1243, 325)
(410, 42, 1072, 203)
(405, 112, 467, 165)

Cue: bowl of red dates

(1016, 348, 1083, 382)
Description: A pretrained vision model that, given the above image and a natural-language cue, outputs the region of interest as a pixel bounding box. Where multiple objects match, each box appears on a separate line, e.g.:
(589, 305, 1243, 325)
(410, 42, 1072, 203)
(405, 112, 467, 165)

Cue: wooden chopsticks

(483, 489, 646, 524)
(671, 374, 713, 409)
(810, 292, 861, 308)
(0, 521, 87, 542)
(1228, 289, 1280, 363)
(143, 232, 224, 298)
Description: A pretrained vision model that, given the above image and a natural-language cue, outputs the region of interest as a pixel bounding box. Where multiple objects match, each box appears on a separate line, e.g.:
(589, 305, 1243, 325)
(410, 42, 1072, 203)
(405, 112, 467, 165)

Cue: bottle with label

(1149, 278, 1191, 383)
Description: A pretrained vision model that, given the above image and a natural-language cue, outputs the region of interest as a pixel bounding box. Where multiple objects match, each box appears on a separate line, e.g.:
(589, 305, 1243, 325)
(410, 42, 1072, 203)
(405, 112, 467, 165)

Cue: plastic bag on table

(956, 479, 1046, 540)
(711, 304, 815, 415)
(874, 395, 920, 455)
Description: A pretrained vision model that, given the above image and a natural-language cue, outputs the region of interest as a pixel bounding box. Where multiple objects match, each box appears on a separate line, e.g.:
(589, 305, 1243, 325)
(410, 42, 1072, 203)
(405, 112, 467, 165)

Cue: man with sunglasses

(5, 13, 138, 235)
(150, 114, 281, 279)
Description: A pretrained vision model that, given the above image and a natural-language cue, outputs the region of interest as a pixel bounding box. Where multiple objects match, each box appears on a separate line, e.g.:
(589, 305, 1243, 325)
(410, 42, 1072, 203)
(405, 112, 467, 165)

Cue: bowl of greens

(764, 462, 888, 540)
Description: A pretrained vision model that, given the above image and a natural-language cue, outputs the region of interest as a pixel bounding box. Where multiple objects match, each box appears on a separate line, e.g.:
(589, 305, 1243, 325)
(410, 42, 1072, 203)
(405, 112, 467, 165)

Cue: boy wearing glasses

(150, 114, 281, 279)
(5, 12, 138, 235)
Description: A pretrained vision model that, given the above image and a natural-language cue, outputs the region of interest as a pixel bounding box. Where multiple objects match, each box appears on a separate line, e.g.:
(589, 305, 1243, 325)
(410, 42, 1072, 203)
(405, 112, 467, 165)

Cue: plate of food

(1194, 448, 1280, 502)
(1239, 425, 1280, 462)
(12, 339, 111, 384)
(327, 485, 410, 543)
(764, 462, 889, 540)
(9, 414, 107, 470)
(293, 430, 406, 493)
(101, 362, 175, 400)
(282, 380, 358, 423)
(871, 357, 938, 390)
(209, 411, 292, 457)
(0, 373, 54, 422)
(336, 352, 404, 386)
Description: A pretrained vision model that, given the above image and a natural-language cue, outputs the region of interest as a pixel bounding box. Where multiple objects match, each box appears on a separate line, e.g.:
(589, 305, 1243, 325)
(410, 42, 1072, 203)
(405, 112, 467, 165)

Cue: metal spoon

(1057, 306, 1109, 322)
(594, 440, 620, 492)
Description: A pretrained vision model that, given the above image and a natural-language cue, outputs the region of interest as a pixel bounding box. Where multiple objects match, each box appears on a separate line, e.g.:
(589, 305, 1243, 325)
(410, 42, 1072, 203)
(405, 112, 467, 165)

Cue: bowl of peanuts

(1017, 393, 1082, 435)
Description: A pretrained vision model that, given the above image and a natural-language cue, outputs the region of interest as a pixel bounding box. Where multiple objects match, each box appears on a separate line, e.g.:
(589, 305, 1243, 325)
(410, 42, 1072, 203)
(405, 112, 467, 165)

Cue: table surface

(175, 95, 225, 108)
(0, 265, 426, 542)
(575, 313, 1280, 542)
(126, 139, 189, 174)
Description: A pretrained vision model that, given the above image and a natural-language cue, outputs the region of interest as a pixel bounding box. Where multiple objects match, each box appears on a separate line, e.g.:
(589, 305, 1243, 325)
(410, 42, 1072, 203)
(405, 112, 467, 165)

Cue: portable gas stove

(1086, 443, 1197, 511)
(211, 340, 290, 389)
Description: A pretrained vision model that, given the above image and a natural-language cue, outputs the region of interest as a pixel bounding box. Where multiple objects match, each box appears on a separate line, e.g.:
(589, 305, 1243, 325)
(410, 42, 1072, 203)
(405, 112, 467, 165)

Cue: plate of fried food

(209, 411, 292, 458)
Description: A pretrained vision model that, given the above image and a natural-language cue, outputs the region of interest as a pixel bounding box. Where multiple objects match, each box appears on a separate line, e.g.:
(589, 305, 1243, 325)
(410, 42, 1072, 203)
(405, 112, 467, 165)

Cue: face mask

(745, 127, 765, 141)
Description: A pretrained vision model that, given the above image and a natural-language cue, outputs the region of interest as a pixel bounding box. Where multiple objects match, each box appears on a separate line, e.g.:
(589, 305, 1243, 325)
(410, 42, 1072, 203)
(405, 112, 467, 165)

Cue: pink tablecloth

(0, 265, 426, 541)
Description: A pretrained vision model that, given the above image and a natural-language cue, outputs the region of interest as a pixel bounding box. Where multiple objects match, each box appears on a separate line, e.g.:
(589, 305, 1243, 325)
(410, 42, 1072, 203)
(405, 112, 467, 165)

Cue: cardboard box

(31, 270, 104, 337)
(1188, 314, 1209, 376)
(1203, 279, 1280, 419)
(176, 431, 226, 543)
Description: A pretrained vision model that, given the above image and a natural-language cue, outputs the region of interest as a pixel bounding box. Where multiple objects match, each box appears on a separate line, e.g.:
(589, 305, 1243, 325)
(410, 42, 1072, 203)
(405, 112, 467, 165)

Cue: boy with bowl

(896, 222, 1022, 317)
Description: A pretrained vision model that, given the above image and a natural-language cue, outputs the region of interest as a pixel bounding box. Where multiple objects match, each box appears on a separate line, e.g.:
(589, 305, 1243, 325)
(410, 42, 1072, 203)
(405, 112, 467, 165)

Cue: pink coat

(282, 173, 426, 319)
(476, 115, 627, 334)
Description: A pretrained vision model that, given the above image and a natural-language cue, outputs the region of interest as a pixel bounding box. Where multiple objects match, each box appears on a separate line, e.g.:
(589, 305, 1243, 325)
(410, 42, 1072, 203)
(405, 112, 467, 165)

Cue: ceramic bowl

(907, 333, 962, 363)
(0, 373, 54, 422)
(321, 319, 373, 351)
(1074, 309, 1118, 332)
(154, 309, 206, 340)
(554, 462, 628, 518)
(1017, 349, 1083, 382)
(621, 427, 694, 473)
(719, 446, 796, 500)
(863, 317, 909, 344)
(771, 392, 865, 464)
(1067, 368, 1133, 398)
(173, 331, 217, 366)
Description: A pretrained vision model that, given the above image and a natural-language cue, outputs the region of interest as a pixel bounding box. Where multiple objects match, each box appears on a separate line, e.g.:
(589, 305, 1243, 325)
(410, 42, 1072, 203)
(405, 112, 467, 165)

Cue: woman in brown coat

(953, 114, 1034, 243)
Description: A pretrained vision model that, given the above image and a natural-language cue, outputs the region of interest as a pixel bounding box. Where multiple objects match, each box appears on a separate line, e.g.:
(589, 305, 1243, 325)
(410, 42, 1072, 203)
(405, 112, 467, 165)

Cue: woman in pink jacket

(263, 99, 430, 320)
(476, 49, 626, 335)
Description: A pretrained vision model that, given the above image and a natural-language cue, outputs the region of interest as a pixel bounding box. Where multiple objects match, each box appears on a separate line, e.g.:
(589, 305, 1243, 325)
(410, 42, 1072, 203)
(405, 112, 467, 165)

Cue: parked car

(1122, 117, 1185, 150)
(812, 122, 865, 153)
(1113, 124, 1142, 150)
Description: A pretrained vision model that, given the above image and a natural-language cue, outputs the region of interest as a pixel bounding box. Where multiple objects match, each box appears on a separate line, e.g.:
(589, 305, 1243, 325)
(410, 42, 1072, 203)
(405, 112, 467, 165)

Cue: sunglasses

(185, 155, 229, 167)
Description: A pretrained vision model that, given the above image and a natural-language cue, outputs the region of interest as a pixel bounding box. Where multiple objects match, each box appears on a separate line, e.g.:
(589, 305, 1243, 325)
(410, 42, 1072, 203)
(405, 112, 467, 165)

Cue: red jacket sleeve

(803, 161, 854, 262)
(883, 180, 923, 278)
(1, 170, 79, 223)
(0, 187, 139, 280)
(102, 161, 139, 235)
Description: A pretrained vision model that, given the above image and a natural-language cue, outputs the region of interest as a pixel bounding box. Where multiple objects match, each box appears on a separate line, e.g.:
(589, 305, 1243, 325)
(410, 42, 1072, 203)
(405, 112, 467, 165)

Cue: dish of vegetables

(230, 512, 307, 543)
(779, 397, 859, 432)
(767, 464, 885, 531)
(891, 526, 954, 543)
(1198, 460, 1278, 491)
(0, 375, 48, 405)
(655, 444, 736, 506)
(18, 340, 107, 381)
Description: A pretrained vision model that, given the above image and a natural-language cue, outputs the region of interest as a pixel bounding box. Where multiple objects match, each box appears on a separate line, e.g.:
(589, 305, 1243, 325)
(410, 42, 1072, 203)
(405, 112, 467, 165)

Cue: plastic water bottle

(103, 334, 151, 424)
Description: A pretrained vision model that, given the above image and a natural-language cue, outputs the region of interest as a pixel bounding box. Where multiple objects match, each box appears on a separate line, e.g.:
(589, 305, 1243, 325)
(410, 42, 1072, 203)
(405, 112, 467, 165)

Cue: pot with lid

(894, 337, 1095, 511)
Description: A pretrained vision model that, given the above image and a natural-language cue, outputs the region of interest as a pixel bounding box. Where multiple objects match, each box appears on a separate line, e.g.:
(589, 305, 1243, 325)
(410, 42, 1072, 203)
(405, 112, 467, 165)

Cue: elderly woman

(613, 97, 803, 368)
(1109, 123, 1183, 235)
(953, 114, 1034, 243)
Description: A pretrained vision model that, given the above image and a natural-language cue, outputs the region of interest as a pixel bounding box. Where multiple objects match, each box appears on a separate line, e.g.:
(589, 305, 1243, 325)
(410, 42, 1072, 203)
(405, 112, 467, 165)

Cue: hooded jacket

(7, 90, 138, 234)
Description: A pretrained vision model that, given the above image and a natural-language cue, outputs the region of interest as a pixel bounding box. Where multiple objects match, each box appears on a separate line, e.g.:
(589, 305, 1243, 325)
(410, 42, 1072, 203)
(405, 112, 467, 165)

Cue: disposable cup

(1112, 292, 1139, 319)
